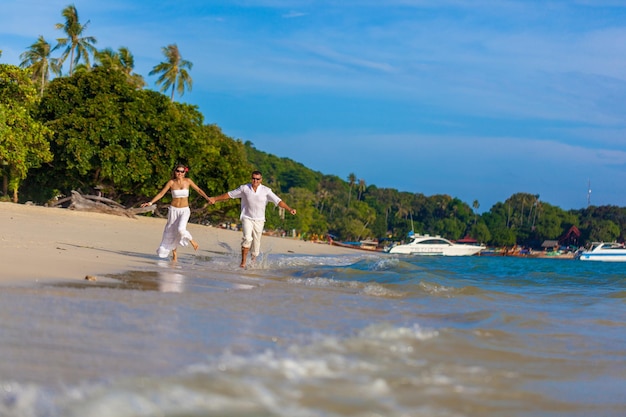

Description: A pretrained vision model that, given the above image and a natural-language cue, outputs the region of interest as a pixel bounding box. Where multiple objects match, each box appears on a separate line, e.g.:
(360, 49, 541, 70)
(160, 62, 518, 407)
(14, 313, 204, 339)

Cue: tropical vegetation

(54, 5, 97, 75)
(1, 5, 625, 250)
(19, 36, 62, 97)
(149, 44, 193, 101)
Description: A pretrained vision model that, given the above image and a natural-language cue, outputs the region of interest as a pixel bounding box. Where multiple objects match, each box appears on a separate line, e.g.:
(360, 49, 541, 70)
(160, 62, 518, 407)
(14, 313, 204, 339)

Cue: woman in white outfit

(141, 164, 211, 261)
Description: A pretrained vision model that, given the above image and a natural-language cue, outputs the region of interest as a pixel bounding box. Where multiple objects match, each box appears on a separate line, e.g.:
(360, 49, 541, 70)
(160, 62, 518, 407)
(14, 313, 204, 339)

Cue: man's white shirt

(228, 183, 281, 221)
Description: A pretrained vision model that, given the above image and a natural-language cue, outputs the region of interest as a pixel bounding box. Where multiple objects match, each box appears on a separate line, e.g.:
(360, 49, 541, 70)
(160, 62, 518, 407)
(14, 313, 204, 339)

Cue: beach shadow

(57, 242, 161, 263)
(47, 270, 163, 291)
(57, 242, 228, 263)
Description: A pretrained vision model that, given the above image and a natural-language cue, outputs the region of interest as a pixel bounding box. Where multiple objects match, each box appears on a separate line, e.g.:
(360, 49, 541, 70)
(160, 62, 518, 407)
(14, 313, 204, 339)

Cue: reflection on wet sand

(49, 267, 260, 293)
(157, 270, 185, 293)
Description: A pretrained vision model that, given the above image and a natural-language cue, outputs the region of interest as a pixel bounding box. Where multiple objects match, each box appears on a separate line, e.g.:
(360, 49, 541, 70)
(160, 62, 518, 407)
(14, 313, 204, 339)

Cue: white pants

(157, 206, 193, 258)
(241, 217, 264, 257)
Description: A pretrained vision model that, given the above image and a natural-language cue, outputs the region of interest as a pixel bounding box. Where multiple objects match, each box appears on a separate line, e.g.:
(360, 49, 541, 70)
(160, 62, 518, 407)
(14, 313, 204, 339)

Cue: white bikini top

(171, 188, 189, 198)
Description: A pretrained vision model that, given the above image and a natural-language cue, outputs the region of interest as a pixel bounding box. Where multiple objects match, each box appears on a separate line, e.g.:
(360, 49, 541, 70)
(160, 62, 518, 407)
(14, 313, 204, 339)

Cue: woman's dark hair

(170, 164, 189, 179)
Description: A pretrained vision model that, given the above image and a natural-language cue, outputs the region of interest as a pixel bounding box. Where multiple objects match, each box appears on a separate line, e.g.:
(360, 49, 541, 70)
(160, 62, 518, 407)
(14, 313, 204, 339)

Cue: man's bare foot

(172, 249, 178, 262)
(191, 240, 199, 251)
(240, 247, 249, 269)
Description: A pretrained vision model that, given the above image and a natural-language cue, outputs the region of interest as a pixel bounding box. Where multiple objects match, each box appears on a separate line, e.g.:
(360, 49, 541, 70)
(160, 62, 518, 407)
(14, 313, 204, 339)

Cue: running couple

(143, 167, 296, 267)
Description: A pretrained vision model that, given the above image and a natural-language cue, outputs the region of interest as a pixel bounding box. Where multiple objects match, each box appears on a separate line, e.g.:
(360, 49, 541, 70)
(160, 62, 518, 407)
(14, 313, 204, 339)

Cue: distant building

(559, 226, 581, 248)
(541, 240, 559, 251)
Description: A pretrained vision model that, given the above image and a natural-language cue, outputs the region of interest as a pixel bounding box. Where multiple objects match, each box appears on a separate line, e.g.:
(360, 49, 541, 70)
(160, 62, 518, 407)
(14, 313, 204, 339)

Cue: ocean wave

(0, 322, 448, 417)
(287, 276, 406, 298)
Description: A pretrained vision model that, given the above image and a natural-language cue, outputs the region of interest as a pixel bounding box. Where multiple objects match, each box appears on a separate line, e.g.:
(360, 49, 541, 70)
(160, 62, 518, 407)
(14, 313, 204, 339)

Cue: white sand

(0, 202, 358, 285)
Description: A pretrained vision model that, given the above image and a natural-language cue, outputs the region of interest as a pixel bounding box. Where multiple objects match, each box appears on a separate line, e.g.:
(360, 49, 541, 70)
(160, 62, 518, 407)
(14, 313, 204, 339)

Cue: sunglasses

(251, 177, 262, 181)
(176, 170, 186, 173)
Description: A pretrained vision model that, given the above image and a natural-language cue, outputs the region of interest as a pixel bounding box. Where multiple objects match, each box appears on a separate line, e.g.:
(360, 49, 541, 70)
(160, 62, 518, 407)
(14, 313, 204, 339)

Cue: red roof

(455, 235, 478, 244)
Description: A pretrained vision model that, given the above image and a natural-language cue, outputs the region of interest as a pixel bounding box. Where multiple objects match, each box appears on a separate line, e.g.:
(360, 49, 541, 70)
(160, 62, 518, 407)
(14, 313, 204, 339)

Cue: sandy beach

(0, 202, 356, 285)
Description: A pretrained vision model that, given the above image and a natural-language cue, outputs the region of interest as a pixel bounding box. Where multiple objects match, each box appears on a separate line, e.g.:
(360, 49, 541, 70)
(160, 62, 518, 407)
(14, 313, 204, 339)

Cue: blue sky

(2, 1, 626, 212)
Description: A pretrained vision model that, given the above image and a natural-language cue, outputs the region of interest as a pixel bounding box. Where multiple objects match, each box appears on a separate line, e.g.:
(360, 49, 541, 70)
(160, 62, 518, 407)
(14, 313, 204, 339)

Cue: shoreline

(0, 202, 359, 286)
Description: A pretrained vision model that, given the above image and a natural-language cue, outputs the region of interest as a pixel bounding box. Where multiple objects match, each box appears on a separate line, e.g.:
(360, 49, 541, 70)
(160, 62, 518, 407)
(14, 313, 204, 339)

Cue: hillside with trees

(1, 5, 624, 249)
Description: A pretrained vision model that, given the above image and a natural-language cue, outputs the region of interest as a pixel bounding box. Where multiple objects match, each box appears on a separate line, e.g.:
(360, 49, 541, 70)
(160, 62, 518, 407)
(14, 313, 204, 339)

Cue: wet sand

(0, 202, 356, 285)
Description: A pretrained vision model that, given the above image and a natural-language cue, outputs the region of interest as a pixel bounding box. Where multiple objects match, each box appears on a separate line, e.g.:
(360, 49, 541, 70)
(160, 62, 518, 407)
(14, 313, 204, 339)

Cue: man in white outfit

(209, 171, 297, 267)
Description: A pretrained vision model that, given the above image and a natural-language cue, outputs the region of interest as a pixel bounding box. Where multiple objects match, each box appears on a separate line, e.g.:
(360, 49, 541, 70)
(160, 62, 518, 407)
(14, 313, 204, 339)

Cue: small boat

(386, 234, 485, 256)
(527, 250, 576, 260)
(576, 242, 626, 262)
(329, 239, 384, 252)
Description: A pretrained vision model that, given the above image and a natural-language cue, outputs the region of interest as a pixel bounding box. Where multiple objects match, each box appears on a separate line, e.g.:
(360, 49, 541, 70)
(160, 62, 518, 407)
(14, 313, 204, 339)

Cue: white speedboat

(387, 234, 485, 256)
(577, 242, 626, 262)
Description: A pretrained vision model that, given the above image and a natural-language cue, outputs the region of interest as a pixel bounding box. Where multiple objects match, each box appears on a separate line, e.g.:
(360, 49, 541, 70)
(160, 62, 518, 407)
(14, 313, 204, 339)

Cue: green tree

(490, 226, 516, 247)
(532, 202, 575, 242)
(575, 205, 626, 244)
(95, 47, 145, 88)
(186, 123, 250, 223)
(433, 217, 466, 240)
(54, 4, 97, 75)
(362, 185, 396, 238)
(357, 178, 366, 201)
(353, 200, 376, 239)
(347, 172, 356, 207)
(29, 66, 251, 215)
(0, 64, 53, 202)
(472, 199, 480, 224)
(331, 201, 375, 240)
(482, 202, 516, 246)
(587, 219, 620, 242)
(31, 67, 185, 201)
(149, 44, 193, 101)
(268, 187, 316, 235)
(19, 36, 62, 96)
(316, 187, 330, 215)
(468, 221, 491, 244)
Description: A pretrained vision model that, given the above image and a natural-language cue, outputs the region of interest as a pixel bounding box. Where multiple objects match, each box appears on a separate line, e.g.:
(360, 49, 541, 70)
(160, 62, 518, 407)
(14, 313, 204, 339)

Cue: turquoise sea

(1, 247, 625, 417)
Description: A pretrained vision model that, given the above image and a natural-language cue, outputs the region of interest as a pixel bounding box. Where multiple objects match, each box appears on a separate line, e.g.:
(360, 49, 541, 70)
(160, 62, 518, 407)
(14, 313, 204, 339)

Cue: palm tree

(55, 5, 97, 75)
(94, 47, 119, 69)
(532, 195, 540, 230)
(118, 47, 139, 79)
(19, 36, 62, 96)
(95, 46, 145, 88)
(357, 178, 366, 201)
(149, 44, 193, 100)
(316, 188, 330, 213)
(526, 194, 540, 226)
(472, 199, 480, 224)
(347, 173, 356, 207)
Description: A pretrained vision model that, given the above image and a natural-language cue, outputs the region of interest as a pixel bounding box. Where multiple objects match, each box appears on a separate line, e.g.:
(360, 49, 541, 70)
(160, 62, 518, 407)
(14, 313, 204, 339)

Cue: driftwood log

(52, 191, 156, 218)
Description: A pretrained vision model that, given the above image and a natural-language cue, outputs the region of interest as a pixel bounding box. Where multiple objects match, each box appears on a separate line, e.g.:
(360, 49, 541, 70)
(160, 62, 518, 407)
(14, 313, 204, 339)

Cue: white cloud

(282, 10, 307, 18)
